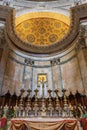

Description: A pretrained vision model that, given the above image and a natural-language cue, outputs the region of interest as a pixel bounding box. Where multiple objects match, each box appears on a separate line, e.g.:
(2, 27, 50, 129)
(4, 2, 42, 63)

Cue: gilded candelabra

(40, 92, 47, 116)
(14, 100, 19, 117)
(25, 89, 32, 117)
(62, 89, 69, 117)
(54, 89, 62, 116)
(68, 103, 74, 117)
(33, 89, 39, 116)
(38, 77, 47, 116)
(41, 98, 46, 116)
(54, 89, 60, 108)
(3, 104, 8, 116)
(62, 89, 68, 108)
(19, 89, 25, 117)
(48, 89, 53, 116)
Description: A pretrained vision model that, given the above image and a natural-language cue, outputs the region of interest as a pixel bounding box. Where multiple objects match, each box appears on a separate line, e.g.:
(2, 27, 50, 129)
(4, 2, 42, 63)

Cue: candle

(22, 84, 24, 89)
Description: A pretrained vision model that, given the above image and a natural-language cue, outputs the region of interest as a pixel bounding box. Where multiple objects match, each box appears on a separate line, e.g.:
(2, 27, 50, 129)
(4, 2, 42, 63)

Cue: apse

(0, 2, 87, 128)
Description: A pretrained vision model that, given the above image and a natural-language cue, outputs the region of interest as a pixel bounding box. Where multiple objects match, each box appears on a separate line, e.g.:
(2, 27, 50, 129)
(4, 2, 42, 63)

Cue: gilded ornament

(16, 17, 69, 46)
(39, 28, 46, 34)
(23, 22, 29, 28)
(49, 34, 58, 43)
(54, 22, 61, 28)
(27, 34, 35, 43)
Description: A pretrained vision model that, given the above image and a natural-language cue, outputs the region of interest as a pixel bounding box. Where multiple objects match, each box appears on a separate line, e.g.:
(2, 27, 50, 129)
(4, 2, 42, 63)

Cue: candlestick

(4, 104, 8, 115)
(33, 89, 39, 116)
(22, 83, 25, 89)
(48, 89, 52, 98)
(14, 102, 19, 117)
(19, 89, 25, 112)
(34, 89, 39, 98)
(54, 89, 59, 96)
(54, 89, 62, 116)
(48, 89, 53, 116)
(27, 89, 31, 96)
(62, 89, 66, 96)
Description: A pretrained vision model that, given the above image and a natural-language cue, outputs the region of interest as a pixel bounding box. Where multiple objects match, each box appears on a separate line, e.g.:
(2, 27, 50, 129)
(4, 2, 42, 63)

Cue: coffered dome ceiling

(15, 12, 70, 46)
(15, 12, 69, 46)
(5, 3, 87, 55)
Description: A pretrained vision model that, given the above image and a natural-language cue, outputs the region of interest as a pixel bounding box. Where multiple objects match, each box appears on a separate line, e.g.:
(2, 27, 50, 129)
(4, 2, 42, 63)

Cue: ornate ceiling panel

(16, 17, 69, 46)
(2, 3, 87, 55)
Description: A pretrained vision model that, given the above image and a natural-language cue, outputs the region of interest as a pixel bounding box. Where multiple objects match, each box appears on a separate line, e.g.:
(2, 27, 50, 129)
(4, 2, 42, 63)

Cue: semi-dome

(15, 12, 69, 46)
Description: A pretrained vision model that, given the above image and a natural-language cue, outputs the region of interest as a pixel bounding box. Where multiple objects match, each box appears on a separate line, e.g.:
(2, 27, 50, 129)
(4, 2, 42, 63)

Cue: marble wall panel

(77, 49, 87, 95)
(0, 49, 9, 95)
(23, 65, 32, 94)
(0, 48, 87, 97)
(52, 65, 62, 96)
(2, 52, 24, 96)
(61, 57, 83, 95)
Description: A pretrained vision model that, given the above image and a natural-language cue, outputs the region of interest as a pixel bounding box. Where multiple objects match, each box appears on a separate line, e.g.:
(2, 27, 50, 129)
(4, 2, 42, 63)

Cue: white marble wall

(0, 46, 87, 98)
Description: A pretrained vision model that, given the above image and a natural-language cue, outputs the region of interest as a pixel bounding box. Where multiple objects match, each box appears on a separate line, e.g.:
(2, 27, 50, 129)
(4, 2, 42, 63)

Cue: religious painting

(37, 73, 47, 85)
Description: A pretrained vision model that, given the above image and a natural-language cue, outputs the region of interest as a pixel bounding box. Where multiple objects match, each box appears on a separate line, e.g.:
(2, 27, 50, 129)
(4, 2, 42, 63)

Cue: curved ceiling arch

(16, 8, 70, 18)
(5, 3, 87, 55)
(15, 12, 70, 47)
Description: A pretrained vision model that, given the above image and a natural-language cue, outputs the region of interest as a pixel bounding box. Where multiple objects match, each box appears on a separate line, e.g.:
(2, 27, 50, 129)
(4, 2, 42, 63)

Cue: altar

(10, 117, 79, 130)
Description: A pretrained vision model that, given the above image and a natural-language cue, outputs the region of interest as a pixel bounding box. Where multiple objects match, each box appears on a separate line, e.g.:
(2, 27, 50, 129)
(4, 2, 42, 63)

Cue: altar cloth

(80, 118, 87, 130)
(10, 117, 79, 130)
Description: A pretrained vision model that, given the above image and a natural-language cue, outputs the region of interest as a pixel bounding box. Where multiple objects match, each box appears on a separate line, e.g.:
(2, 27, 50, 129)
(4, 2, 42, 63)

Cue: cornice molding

(0, 5, 13, 21)
(0, 4, 87, 54)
